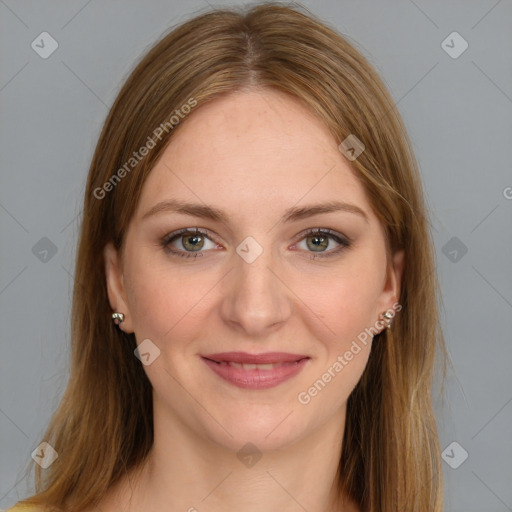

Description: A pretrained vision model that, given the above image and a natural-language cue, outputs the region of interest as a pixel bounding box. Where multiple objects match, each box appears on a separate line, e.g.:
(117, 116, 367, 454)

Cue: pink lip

(201, 351, 309, 364)
(200, 352, 310, 390)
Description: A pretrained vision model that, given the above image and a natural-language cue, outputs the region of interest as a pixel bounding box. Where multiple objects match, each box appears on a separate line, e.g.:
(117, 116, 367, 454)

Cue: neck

(105, 396, 357, 512)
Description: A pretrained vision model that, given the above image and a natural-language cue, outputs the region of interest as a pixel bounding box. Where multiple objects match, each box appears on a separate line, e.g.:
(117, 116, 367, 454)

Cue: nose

(220, 240, 292, 337)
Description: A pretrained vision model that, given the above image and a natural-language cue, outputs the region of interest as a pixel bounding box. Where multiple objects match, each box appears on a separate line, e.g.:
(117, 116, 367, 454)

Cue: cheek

(123, 255, 177, 338)
(124, 254, 216, 344)
(297, 254, 385, 345)
(297, 269, 378, 407)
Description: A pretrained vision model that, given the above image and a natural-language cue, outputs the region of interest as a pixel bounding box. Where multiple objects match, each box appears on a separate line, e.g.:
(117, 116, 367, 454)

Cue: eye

(161, 228, 218, 259)
(161, 227, 352, 260)
(294, 228, 351, 259)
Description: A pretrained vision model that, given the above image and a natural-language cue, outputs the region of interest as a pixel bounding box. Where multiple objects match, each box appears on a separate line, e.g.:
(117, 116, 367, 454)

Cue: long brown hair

(18, 3, 446, 511)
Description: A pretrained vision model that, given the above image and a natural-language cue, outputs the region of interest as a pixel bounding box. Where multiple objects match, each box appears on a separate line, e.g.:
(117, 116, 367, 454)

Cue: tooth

(256, 364, 274, 370)
(226, 362, 278, 370)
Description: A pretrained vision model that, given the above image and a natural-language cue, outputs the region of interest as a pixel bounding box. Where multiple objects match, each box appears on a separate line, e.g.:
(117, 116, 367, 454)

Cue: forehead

(135, 89, 373, 222)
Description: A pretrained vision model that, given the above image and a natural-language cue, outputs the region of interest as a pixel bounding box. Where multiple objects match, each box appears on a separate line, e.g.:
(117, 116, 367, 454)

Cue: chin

(202, 406, 310, 453)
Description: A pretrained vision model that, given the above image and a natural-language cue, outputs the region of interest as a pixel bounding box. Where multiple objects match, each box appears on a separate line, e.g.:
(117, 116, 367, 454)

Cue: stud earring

(380, 310, 394, 330)
(112, 312, 125, 326)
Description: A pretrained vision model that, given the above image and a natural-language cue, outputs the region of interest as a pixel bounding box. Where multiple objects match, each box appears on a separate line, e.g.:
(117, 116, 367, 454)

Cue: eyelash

(161, 227, 352, 260)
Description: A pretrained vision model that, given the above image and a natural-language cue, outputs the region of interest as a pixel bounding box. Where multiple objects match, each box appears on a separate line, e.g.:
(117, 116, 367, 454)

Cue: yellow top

(5, 504, 42, 512)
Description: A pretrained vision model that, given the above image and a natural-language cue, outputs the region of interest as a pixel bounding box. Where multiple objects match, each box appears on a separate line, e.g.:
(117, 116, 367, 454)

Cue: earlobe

(104, 242, 133, 333)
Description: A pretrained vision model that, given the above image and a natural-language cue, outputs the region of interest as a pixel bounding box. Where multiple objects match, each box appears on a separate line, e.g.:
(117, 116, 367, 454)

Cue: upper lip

(201, 352, 310, 364)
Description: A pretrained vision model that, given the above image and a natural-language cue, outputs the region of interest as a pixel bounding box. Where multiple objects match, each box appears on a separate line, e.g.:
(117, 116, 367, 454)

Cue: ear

(104, 242, 134, 333)
(375, 249, 405, 328)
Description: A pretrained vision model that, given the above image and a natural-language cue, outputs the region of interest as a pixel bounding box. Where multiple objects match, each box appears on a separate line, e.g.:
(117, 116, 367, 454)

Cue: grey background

(1, 1, 511, 510)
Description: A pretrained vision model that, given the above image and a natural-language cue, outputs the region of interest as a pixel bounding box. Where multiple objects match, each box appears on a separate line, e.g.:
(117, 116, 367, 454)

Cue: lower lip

(201, 357, 309, 389)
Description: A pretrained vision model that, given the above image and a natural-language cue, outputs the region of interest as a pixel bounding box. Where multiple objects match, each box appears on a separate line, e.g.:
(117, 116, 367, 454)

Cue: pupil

(185, 234, 202, 251)
(310, 235, 327, 251)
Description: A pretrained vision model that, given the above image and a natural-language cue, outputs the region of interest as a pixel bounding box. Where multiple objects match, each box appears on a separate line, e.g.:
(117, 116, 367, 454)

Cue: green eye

(298, 229, 351, 259)
(161, 227, 351, 260)
(161, 228, 213, 258)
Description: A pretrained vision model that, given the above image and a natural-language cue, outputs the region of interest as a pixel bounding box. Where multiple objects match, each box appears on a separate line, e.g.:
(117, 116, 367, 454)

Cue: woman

(10, 3, 446, 511)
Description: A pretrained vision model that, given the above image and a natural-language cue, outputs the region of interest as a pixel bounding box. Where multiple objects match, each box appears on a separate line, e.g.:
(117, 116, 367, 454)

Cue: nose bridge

(223, 234, 290, 334)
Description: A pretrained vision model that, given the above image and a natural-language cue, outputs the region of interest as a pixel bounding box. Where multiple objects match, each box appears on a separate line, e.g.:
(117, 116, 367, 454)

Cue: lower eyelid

(295, 239, 349, 259)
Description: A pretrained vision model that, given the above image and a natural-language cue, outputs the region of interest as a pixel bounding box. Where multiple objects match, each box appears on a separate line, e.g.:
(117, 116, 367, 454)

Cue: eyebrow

(141, 199, 369, 224)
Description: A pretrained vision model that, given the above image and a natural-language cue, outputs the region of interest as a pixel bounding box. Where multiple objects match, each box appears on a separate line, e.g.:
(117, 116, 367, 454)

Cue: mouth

(200, 352, 310, 389)
(201, 351, 310, 366)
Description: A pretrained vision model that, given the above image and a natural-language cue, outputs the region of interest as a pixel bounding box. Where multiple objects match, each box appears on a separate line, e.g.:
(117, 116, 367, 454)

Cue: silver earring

(381, 311, 394, 330)
(112, 312, 125, 326)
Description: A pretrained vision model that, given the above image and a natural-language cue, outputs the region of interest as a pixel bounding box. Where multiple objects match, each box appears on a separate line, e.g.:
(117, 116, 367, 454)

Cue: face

(104, 89, 403, 452)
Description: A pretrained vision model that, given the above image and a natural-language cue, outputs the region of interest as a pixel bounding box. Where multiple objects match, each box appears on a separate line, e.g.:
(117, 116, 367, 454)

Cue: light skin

(100, 88, 404, 512)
